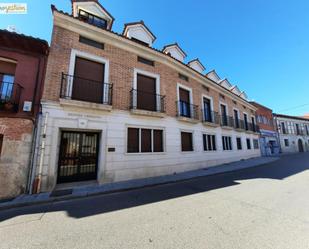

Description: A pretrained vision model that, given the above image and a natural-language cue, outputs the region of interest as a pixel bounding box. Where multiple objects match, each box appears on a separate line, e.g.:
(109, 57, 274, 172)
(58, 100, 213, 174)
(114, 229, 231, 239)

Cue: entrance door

(298, 139, 304, 153)
(57, 131, 100, 183)
(72, 57, 105, 103)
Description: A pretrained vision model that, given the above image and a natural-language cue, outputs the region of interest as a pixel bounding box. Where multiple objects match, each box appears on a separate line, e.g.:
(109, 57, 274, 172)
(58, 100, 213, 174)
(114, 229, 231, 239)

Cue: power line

(277, 103, 309, 113)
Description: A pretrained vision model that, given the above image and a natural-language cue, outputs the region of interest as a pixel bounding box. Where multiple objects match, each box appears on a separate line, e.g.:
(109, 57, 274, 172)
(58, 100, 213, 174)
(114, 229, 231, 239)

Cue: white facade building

(274, 114, 309, 153)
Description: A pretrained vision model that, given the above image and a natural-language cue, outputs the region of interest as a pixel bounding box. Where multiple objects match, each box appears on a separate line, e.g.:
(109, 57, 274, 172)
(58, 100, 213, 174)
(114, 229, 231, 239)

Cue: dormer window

(123, 21, 156, 47)
(187, 59, 205, 74)
(79, 9, 107, 29)
(162, 43, 186, 62)
(72, 0, 114, 30)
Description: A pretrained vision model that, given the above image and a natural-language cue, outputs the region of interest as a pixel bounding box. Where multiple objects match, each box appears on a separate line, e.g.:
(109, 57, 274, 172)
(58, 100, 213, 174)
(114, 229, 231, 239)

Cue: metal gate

(57, 131, 100, 183)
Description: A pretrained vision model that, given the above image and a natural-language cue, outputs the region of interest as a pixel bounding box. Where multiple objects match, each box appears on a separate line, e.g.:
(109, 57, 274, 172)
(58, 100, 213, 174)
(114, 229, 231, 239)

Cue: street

(0, 153, 309, 249)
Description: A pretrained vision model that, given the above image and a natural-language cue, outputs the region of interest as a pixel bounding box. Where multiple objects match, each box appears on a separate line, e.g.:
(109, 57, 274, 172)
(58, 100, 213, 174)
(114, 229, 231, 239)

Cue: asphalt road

(1, 153, 309, 249)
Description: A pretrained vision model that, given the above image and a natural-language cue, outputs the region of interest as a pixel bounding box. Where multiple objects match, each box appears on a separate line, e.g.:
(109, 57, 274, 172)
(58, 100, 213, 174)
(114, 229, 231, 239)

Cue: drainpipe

(33, 111, 49, 194)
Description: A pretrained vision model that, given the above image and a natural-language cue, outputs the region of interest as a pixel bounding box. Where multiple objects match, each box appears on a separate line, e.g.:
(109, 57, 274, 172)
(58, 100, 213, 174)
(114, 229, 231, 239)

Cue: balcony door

(220, 104, 228, 126)
(179, 88, 191, 117)
(203, 97, 212, 122)
(136, 74, 156, 111)
(72, 57, 104, 103)
(234, 109, 239, 128)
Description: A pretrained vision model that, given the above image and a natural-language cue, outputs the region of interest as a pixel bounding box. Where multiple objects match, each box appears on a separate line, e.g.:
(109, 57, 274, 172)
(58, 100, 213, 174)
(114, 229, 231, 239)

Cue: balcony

(0, 80, 22, 113)
(176, 101, 199, 123)
(220, 115, 234, 129)
(130, 89, 165, 117)
(60, 73, 112, 110)
(201, 110, 220, 127)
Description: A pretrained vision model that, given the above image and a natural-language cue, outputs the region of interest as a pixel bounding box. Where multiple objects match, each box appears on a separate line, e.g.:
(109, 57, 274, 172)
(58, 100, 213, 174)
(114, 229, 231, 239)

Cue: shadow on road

(0, 153, 308, 222)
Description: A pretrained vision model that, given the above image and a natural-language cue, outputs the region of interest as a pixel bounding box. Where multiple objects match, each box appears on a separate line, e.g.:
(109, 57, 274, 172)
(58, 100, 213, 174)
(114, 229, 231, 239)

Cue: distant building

(250, 102, 280, 156)
(273, 114, 309, 153)
(304, 113, 309, 119)
(0, 30, 48, 199)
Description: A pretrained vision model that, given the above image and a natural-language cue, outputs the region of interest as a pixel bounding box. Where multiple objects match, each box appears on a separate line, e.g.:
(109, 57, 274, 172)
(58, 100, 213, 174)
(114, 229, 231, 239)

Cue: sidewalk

(0, 156, 279, 211)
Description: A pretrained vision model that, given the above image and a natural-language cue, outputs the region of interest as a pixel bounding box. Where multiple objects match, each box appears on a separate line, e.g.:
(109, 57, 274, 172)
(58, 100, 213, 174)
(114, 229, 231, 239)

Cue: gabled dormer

(206, 70, 221, 83)
(219, 78, 232, 89)
(162, 43, 186, 62)
(240, 91, 248, 100)
(123, 21, 156, 47)
(187, 58, 205, 73)
(72, 0, 114, 30)
(230, 85, 241, 95)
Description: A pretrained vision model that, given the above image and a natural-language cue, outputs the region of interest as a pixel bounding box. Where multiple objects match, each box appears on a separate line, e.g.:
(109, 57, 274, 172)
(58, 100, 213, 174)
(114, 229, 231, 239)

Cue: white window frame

(68, 49, 110, 103)
(133, 68, 161, 111)
(177, 83, 194, 117)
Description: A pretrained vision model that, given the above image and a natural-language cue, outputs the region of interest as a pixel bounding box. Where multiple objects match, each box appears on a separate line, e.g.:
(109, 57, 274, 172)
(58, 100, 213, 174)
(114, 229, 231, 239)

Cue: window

(0, 134, 3, 156)
(181, 132, 193, 151)
(220, 104, 228, 126)
(136, 73, 157, 111)
(236, 137, 242, 150)
(178, 87, 191, 118)
(127, 128, 163, 153)
(284, 139, 289, 147)
(203, 97, 212, 122)
(79, 36, 104, 49)
(222, 136, 232, 151)
(253, 139, 259, 149)
(71, 57, 105, 104)
(137, 56, 154, 66)
(246, 138, 251, 150)
(79, 9, 107, 29)
(244, 113, 249, 130)
(281, 122, 286, 134)
(203, 134, 216, 151)
(296, 124, 300, 135)
(0, 60, 16, 102)
(178, 73, 188, 82)
(251, 117, 256, 131)
(306, 125, 309, 135)
(234, 109, 239, 128)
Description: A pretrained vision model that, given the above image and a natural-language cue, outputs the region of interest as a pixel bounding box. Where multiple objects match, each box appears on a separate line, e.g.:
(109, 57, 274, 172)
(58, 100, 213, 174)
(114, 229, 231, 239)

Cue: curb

(0, 157, 279, 211)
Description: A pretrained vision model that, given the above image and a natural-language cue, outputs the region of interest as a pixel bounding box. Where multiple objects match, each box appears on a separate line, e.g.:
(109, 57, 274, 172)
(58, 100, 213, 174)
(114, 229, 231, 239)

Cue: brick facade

(43, 26, 254, 118)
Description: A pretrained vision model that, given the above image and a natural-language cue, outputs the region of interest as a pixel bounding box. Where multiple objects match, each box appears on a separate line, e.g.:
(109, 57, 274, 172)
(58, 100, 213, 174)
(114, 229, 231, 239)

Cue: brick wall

(43, 25, 253, 119)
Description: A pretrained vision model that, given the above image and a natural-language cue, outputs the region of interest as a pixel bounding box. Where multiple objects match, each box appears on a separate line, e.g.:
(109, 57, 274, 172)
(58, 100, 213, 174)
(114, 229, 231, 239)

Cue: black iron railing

(176, 101, 199, 120)
(130, 89, 165, 113)
(201, 110, 220, 124)
(0, 81, 22, 112)
(60, 73, 112, 105)
(220, 115, 234, 128)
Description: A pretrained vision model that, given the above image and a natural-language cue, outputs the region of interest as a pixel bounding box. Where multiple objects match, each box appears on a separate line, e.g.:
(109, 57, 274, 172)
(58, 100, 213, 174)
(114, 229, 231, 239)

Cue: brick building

(0, 30, 48, 199)
(250, 102, 280, 156)
(32, 0, 260, 193)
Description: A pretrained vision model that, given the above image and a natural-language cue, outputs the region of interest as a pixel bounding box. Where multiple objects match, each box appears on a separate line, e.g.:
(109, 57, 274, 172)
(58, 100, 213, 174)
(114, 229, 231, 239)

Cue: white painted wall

(38, 102, 261, 192)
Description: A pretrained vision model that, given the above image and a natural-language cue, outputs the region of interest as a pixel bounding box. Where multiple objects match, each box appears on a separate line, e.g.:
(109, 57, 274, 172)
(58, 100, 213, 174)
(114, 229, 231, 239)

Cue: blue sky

(1, 0, 309, 116)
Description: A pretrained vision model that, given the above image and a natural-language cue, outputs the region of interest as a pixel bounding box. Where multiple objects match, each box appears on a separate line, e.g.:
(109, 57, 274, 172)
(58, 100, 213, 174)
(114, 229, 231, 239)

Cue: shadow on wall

(0, 153, 309, 222)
